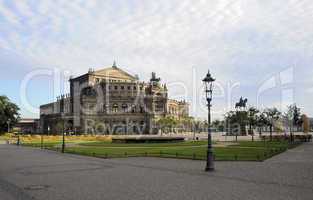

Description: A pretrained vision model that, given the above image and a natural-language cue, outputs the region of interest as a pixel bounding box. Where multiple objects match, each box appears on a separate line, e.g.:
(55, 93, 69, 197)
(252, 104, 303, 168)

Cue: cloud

(0, 1, 244, 70)
(0, 0, 313, 118)
(306, 88, 313, 94)
(0, 0, 20, 25)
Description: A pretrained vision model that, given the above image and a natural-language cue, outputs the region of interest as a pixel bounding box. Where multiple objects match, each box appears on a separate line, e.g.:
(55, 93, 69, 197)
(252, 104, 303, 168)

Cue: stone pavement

(0, 143, 312, 200)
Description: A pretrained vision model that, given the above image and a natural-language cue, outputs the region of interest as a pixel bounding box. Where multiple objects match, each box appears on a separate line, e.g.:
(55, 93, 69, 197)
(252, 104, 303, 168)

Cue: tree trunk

(270, 125, 273, 141)
(249, 123, 254, 142)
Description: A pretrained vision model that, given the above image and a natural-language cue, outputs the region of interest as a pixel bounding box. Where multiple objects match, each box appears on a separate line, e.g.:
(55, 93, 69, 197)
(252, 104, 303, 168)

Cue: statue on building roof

(150, 72, 160, 83)
(163, 83, 167, 91)
(112, 60, 117, 68)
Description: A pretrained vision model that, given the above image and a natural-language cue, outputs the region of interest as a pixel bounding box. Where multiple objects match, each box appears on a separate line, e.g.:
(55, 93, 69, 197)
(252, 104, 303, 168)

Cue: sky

(0, 0, 312, 120)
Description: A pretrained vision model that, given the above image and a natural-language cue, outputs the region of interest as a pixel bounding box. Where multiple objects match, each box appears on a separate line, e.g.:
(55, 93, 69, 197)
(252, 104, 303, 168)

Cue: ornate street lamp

(41, 132, 44, 149)
(61, 113, 65, 153)
(203, 70, 215, 172)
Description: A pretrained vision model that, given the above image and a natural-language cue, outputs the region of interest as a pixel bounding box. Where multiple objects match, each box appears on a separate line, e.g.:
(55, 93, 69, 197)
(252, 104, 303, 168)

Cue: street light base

(205, 152, 215, 172)
(205, 166, 214, 172)
(61, 144, 65, 153)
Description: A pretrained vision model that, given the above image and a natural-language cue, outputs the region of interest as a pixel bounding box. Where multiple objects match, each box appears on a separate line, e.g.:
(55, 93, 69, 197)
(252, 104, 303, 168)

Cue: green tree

(247, 107, 259, 141)
(157, 116, 178, 135)
(263, 107, 281, 141)
(284, 104, 302, 138)
(256, 112, 269, 136)
(225, 111, 242, 141)
(0, 96, 20, 133)
(225, 110, 248, 137)
(212, 119, 220, 130)
(212, 119, 226, 132)
(292, 105, 302, 131)
(225, 111, 236, 135)
(179, 116, 194, 132)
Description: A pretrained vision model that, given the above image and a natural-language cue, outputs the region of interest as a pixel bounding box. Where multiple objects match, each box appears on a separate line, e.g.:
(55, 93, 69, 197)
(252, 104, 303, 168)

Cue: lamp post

(41, 132, 43, 149)
(203, 70, 215, 172)
(61, 113, 65, 153)
(17, 133, 20, 146)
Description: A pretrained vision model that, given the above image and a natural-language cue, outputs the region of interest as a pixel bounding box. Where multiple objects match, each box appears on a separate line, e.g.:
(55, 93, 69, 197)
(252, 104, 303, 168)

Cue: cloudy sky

(0, 0, 312, 120)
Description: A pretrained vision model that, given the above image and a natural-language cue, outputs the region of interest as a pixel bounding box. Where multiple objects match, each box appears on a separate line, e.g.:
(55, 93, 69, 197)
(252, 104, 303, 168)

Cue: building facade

(40, 63, 189, 134)
(14, 118, 40, 134)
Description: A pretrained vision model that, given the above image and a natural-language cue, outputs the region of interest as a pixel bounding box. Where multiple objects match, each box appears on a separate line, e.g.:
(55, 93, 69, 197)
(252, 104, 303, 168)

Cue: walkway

(0, 142, 312, 200)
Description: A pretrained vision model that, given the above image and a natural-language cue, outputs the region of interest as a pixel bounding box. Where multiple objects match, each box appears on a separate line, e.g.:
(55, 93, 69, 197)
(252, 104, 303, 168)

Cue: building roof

(93, 63, 137, 81)
(18, 118, 39, 123)
(70, 62, 138, 82)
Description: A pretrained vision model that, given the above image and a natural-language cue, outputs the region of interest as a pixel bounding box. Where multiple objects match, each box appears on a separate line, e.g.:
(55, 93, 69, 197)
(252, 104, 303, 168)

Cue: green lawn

(22, 142, 60, 148)
(64, 140, 294, 161)
(78, 140, 208, 147)
(20, 139, 298, 161)
(230, 141, 290, 148)
(0, 133, 11, 141)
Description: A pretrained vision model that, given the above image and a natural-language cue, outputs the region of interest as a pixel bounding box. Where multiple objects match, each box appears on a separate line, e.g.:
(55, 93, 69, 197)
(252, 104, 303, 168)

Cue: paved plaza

(0, 142, 312, 200)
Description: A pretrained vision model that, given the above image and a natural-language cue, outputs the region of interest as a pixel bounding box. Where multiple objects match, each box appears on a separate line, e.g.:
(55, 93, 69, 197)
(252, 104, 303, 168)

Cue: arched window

(112, 103, 118, 113)
(122, 104, 128, 112)
(140, 106, 144, 113)
(131, 105, 136, 113)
